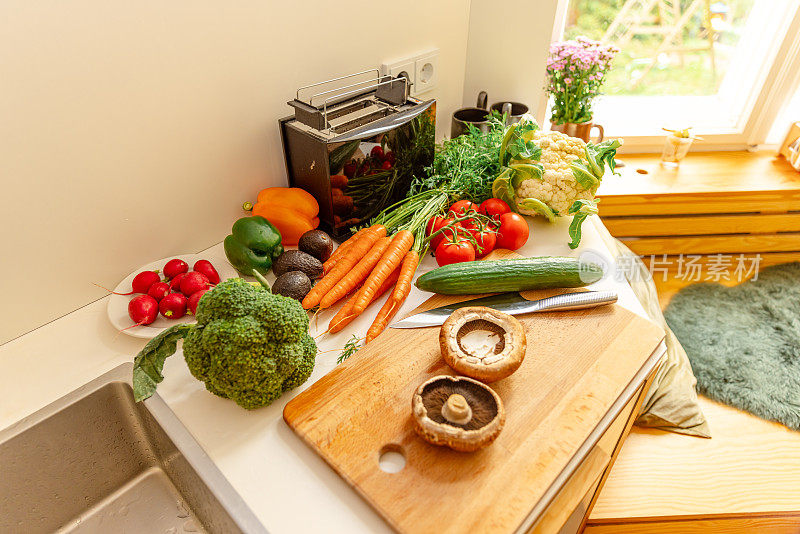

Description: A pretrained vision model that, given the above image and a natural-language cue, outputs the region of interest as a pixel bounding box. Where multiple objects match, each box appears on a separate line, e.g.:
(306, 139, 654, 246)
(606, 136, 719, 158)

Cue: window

(556, 0, 800, 149)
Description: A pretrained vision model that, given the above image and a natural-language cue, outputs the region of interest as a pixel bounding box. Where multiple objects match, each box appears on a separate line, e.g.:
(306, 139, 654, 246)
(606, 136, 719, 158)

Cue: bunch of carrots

(301, 190, 448, 342)
(303, 116, 511, 342)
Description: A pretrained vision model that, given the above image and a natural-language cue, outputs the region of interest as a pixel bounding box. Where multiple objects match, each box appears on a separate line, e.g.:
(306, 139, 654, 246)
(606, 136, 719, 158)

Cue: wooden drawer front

(604, 213, 800, 238)
(619, 234, 800, 256)
(528, 382, 644, 534)
(598, 190, 800, 218)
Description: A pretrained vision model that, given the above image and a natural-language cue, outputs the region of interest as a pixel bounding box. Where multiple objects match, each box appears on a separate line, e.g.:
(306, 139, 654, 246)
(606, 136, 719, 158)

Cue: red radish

(159, 293, 188, 319)
(180, 271, 210, 296)
(163, 258, 189, 280)
(187, 289, 209, 315)
(127, 295, 159, 327)
(96, 270, 160, 296)
(169, 272, 187, 292)
(381, 160, 393, 170)
(147, 282, 171, 302)
(131, 270, 161, 293)
(192, 260, 220, 284)
(370, 146, 384, 160)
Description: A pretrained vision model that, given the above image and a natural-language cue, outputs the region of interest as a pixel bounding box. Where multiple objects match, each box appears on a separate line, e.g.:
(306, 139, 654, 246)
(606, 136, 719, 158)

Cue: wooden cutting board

(284, 255, 665, 533)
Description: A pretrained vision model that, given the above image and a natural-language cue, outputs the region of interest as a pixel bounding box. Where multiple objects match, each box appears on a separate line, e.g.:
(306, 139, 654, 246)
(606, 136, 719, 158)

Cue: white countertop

(0, 216, 647, 533)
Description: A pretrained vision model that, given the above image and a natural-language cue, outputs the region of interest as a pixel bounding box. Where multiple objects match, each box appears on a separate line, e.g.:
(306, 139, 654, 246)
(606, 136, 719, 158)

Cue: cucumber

(415, 257, 603, 295)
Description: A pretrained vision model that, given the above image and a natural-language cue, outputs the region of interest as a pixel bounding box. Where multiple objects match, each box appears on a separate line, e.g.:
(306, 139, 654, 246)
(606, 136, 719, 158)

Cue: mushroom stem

(442, 394, 473, 425)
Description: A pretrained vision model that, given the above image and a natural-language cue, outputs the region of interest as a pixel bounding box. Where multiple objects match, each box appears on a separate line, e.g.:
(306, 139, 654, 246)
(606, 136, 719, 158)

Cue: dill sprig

(337, 334, 363, 364)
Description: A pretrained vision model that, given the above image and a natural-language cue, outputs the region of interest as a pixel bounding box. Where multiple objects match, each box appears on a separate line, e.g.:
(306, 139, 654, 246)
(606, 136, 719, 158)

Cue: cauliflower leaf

(518, 198, 558, 222)
(567, 199, 600, 249)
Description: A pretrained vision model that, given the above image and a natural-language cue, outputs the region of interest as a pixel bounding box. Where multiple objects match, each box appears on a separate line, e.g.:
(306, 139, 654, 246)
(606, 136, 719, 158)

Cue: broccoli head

(133, 278, 316, 410)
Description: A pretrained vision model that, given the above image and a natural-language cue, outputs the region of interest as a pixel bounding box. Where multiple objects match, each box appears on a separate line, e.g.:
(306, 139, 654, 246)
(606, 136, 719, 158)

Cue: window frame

(542, 0, 800, 153)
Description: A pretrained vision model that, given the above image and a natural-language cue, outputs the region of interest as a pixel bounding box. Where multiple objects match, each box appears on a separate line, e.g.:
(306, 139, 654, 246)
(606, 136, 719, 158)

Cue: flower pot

(550, 121, 604, 143)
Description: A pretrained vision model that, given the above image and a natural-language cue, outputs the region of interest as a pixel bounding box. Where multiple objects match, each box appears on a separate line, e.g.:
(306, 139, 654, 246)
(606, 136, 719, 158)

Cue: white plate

(107, 253, 239, 339)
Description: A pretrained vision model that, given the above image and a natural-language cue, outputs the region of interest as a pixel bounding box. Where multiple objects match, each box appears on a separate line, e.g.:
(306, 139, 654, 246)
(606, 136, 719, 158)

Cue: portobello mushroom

(411, 375, 505, 452)
(439, 306, 526, 383)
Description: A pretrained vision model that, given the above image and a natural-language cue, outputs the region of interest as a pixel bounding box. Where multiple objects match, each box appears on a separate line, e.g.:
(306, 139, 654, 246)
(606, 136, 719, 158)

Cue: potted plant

(545, 37, 617, 142)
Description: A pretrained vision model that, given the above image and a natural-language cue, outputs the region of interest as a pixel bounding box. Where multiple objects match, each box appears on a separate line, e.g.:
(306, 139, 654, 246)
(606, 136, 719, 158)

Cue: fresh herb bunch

(373, 113, 533, 253)
(409, 114, 506, 203)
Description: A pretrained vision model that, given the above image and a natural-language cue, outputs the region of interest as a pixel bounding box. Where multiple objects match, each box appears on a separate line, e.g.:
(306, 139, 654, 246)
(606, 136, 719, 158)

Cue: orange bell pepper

(250, 187, 320, 246)
(255, 187, 319, 220)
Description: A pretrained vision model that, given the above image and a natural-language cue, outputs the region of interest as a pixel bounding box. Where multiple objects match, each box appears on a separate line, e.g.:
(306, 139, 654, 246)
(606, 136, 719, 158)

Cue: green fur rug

(664, 262, 800, 431)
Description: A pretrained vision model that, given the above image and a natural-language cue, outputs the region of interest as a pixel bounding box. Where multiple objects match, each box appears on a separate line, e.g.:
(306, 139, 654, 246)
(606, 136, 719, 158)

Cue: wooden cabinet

(529, 367, 660, 534)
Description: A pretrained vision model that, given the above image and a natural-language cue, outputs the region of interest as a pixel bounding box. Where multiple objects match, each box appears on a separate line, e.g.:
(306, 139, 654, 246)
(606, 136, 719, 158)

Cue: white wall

(462, 0, 559, 123)
(0, 0, 471, 344)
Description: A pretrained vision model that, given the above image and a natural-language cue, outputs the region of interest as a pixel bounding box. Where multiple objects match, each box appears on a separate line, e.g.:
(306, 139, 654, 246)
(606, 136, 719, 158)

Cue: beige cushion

(593, 218, 710, 438)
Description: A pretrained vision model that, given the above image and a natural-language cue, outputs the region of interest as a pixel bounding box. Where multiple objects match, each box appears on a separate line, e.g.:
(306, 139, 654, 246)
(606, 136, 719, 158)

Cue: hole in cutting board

(378, 444, 405, 473)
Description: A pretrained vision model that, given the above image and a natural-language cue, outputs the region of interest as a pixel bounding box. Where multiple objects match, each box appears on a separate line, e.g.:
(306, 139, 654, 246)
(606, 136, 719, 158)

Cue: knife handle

(531, 291, 618, 312)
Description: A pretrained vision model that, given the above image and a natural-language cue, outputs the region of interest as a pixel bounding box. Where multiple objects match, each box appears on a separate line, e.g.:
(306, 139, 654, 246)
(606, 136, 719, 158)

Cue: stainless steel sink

(0, 364, 267, 534)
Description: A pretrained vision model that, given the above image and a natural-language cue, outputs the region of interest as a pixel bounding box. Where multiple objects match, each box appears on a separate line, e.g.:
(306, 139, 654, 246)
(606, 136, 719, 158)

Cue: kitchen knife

(389, 290, 618, 329)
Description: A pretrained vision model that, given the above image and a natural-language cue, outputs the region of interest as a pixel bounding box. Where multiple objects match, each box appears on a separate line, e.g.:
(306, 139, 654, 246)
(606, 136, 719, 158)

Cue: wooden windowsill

(597, 151, 800, 198)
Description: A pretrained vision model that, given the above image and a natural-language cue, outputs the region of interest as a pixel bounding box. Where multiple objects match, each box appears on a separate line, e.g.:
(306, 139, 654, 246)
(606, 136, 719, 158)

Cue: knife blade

(389, 290, 618, 329)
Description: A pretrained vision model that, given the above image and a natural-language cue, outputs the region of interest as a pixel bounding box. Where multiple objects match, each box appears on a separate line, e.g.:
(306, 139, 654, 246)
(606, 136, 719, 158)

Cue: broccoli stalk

(132, 278, 316, 410)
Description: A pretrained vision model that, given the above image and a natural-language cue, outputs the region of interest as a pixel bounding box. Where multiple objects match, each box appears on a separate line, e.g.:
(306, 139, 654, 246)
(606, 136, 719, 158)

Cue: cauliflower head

(133, 278, 316, 410)
(491, 115, 621, 248)
(515, 130, 594, 216)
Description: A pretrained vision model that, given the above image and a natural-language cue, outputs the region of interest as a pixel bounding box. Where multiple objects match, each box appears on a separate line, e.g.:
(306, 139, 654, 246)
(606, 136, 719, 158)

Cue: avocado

(272, 271, 312, 301)
(272, 250, 323, 279)
(298, 229, 334, 262)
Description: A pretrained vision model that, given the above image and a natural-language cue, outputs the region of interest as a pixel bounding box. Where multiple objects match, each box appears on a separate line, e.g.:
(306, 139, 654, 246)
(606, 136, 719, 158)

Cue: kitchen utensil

(280, 69, 435, 238)
(283, 272, 665, 533)
(490, 101, 529, 125)
(107, 253, 237, 339)
(390, 290, 618, 329)
(450, 91, 491, 138)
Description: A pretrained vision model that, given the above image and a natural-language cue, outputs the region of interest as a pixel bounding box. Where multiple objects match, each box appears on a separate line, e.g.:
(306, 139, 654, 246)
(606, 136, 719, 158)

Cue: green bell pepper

(224, 216, 284, 275)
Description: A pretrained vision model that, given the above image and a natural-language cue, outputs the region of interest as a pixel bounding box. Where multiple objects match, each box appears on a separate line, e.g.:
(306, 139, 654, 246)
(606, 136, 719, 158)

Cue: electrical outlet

(381, 58, 416, 91)
(414, 49, 439, 94)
